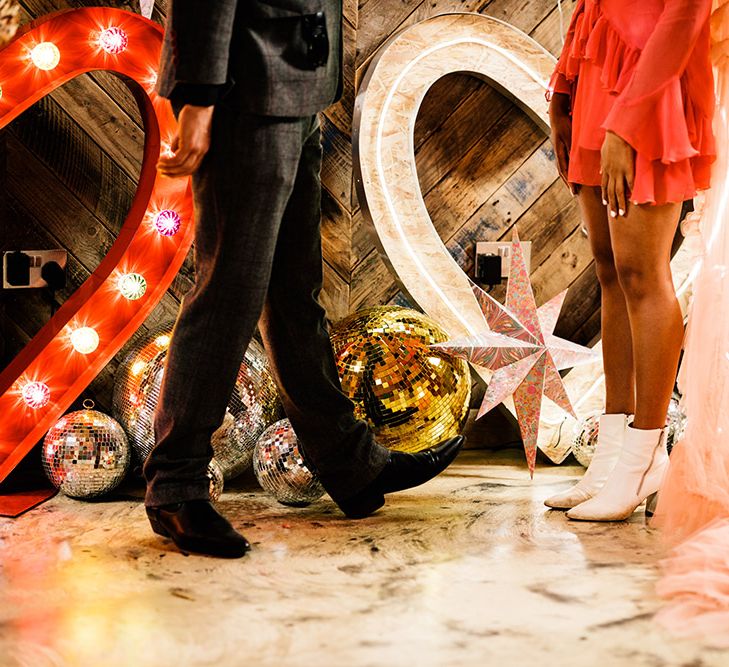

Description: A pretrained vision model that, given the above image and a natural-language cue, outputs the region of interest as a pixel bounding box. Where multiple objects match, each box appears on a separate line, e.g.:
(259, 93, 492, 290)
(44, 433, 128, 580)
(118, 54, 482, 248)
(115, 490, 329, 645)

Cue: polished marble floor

(0, 450, 724, 667)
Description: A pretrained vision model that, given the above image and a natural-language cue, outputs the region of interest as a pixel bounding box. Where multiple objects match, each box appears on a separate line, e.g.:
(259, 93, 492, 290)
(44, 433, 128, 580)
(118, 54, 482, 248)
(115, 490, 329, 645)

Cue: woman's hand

(600, 130, 636, 219)
(548, 92, 576, 194)
(157, 104, 214, 178)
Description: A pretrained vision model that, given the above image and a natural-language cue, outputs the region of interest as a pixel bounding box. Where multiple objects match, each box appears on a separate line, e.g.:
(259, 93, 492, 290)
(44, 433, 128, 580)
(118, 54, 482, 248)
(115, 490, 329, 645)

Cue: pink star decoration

(433, 231, 597, 475)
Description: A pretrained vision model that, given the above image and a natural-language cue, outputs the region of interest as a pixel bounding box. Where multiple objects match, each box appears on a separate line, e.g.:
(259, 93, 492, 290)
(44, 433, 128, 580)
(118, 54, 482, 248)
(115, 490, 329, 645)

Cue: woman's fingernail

(602, 199, 608, 205)
(610, 210, 617, 218)
(619, 209, 625, 216)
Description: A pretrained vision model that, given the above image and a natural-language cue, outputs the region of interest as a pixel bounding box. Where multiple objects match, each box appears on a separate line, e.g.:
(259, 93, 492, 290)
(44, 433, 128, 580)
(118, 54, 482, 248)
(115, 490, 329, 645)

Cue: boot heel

(146, 510, 171, 538)
(645, 492, 659, 517)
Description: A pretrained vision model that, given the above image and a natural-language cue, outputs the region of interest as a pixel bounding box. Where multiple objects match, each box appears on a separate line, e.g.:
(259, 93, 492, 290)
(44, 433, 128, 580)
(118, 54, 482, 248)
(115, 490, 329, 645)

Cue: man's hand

(157, 104, 215, 178)
(600, 130, 636, 219)
(548, 92, 576, 195)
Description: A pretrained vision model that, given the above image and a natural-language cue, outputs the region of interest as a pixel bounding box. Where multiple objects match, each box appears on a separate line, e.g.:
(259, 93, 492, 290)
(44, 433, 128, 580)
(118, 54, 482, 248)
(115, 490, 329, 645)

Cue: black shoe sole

(338, 435, 465, 519)
(338, 492, 386, 520)
(146, 511, 250, 559)
(380, 435, 465, 494)
(147, 513, 171, 538)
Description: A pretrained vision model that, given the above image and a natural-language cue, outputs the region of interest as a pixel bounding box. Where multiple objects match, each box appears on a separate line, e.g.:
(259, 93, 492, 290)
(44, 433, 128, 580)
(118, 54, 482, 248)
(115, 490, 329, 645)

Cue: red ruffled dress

(547, 0, 716, 205)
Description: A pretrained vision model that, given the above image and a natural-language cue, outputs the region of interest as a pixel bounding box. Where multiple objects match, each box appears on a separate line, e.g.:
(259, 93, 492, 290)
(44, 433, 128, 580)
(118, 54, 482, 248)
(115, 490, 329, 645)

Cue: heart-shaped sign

(354, 12, 555, 349)
(0, 8, 194, 483)
(353, 13, 588, 461)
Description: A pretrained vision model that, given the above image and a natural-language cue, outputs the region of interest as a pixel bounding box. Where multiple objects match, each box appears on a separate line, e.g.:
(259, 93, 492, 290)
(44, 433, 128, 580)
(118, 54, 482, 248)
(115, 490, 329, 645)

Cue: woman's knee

(614, 256, 667, 301)
(593, 251, 619, 288)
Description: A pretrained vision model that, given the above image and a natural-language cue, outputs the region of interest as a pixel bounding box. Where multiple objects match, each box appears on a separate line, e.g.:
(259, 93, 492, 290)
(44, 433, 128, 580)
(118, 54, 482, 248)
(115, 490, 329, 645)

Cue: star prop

(433, 231, 597, 475)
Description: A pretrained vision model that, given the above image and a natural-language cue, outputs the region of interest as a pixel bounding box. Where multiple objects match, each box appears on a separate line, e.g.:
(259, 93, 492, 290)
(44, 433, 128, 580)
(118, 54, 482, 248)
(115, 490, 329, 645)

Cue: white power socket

(475, 241, 531, 279)
(2, 250, 68, 289)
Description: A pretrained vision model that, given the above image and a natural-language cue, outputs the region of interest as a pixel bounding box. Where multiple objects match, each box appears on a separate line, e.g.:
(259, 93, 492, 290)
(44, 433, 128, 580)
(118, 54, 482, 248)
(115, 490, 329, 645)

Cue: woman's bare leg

(609, 202, 683, 430)
(577, 186, 635, 415)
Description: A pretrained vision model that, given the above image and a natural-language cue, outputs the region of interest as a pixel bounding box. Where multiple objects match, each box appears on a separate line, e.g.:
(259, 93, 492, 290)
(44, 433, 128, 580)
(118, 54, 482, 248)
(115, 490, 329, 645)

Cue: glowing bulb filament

(70, 327, 100, 354)
(22, 381, 51, 408)
(99, 27, 128, 55)
(153, 209, 181, 236)
(118, 272, 147, 300)
(30, 42, 61, 70)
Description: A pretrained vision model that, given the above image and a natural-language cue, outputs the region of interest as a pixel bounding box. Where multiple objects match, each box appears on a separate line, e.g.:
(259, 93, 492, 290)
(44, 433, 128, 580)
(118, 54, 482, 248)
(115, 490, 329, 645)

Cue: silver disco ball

(666, 396, 687, 454)
(207, 458, 224, 503)
(572, 413, 601, 468)
(42, 404, 131, 499)
(572, 400, 686, 466)
(253, 419, 325, 507)
(112, 324, 282, 480)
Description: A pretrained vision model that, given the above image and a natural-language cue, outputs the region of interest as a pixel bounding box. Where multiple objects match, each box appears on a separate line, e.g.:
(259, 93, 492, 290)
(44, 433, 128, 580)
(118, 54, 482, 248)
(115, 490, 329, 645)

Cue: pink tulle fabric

(652, 0, 729, 644)
(547, 0, 716, 204)
(655, 521, 729, 645)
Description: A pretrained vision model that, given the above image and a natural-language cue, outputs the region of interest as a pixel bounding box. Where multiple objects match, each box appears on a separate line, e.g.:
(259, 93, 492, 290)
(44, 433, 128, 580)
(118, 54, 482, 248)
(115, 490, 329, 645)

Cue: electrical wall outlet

(2, 250, 68, 289)
(475, 241, 531, 279)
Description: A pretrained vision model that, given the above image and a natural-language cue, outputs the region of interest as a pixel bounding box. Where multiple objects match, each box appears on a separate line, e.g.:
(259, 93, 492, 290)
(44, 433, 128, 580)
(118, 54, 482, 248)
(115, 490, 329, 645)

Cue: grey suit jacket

(157, 0, 342, 116)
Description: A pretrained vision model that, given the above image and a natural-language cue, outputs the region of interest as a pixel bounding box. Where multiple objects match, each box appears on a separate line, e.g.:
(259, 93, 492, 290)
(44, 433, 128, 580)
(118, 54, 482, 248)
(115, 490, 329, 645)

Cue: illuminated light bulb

(22, 381, 50, 409)
(99, 27, 128, 55)
(70, 327, 100, 354)
(155, 335, 171, 348)
(153, 209, 181, 236)
(118, 272, 147, 300)
(30, 42, 61, 70)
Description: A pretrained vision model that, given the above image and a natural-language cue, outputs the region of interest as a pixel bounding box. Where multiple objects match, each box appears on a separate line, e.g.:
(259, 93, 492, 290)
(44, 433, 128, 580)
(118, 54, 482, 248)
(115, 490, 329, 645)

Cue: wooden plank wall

(349, 0, 596, 348)
(0, 0, 595, 415)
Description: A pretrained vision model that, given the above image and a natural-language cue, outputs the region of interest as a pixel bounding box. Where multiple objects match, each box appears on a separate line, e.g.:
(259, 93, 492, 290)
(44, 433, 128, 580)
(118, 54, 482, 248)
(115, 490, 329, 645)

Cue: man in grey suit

(143, 0, 464, 558)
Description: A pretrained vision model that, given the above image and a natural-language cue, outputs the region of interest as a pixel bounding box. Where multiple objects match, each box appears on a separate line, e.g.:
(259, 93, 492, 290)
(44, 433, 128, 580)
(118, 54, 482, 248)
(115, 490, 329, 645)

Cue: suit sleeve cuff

(169, 83, 224, 107)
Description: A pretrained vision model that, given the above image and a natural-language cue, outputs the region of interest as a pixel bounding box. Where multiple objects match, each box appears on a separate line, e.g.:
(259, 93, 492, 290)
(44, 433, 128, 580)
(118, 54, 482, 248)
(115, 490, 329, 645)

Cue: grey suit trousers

(143, 103, 389, 507)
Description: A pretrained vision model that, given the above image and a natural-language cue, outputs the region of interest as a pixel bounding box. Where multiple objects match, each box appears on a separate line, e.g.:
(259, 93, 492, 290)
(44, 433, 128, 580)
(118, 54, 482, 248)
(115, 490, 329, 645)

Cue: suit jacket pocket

(247, 0, 327, 20)
(243, 0, 330, 71)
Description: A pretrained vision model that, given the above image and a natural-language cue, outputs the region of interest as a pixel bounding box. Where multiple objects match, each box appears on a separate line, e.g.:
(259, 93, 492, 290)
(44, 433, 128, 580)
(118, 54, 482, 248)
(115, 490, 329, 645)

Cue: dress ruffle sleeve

(602, 0, 714, 164)
(546, 0, 586, 100)
(546, 0, 715, 204)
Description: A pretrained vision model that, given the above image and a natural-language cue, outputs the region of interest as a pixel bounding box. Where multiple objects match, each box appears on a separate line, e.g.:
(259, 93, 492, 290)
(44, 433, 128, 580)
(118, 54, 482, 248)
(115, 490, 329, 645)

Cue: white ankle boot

(544, 413, 628, 510)
(566, 425, 669, 521)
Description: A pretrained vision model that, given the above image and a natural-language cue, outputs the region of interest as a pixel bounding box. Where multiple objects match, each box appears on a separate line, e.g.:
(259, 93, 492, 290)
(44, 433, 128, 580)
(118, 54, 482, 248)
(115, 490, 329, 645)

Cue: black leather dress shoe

(146, 500, 250, 558)
(338, 435, 465, 519)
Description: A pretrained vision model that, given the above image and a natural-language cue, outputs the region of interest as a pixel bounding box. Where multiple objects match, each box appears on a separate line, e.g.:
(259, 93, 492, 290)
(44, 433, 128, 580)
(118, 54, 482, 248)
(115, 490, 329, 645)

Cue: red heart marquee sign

(0, 8, 194, 483)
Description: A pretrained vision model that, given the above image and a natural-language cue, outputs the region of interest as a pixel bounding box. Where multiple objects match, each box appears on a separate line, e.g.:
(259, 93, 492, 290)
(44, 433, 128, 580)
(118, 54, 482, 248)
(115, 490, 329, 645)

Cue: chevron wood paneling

(1, 0, 595, 425)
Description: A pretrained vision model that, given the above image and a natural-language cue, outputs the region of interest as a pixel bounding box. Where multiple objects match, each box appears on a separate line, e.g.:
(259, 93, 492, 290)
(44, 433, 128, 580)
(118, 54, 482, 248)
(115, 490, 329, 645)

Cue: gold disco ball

(330, 306, 471, 453)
